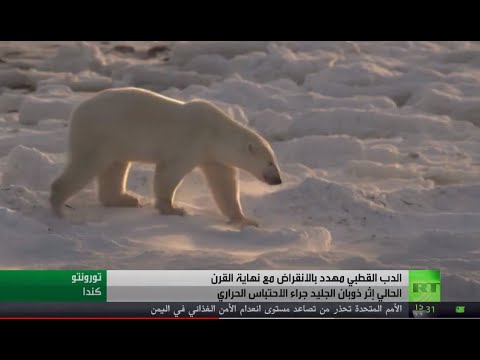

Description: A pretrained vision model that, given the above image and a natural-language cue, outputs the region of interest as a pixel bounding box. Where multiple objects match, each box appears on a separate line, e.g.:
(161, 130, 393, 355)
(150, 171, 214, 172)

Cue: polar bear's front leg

(201, 162, 259, 227)
(97, 161, 140, 207)
(154, 160, 193, 216)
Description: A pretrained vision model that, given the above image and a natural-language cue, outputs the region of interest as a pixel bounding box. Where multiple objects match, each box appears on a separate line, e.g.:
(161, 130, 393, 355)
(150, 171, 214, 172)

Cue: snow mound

(346, 160, 418, 180)
(0, 91, 25, 113)
(274, 135, 364, 168)
(408, 230, 480, 257)
(41, 42, 106, 74)
(289, 108, 467, 139)
(1, 145, 57, 191)
(171, 41, 269, 65)
(304, 62, 401, 87)
(186, 225, 332, 253)
(19, 95, 79, 125)
(0, 69, 34, 89)
(250, 176, 392, 231)
(251, 109, 293, 140)
(38, 71, 112, 92)
(118, 64, 220, 89)
(0, 207, 78, 265)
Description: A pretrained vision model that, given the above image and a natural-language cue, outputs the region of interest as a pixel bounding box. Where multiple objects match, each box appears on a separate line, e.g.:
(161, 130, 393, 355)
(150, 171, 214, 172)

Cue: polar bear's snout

(263, 165, 282, 185)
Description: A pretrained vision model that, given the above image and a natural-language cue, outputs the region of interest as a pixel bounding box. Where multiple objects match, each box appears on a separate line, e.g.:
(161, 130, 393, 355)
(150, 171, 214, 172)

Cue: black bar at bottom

(0, 302, 476, 318)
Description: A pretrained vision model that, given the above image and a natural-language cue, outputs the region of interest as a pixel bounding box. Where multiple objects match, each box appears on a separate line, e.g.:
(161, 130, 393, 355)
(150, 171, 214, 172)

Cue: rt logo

(413, 283, 439, 293)
(410, 282, 441, 302)
(408, 270, 441, 302)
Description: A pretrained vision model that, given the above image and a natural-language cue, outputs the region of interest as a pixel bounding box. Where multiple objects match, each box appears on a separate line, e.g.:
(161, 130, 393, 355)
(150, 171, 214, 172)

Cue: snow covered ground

(1, 41, 479, 301)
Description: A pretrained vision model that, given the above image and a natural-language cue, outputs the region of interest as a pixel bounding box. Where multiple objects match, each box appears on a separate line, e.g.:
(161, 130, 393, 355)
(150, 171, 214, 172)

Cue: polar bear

(50, 87, 282, 227)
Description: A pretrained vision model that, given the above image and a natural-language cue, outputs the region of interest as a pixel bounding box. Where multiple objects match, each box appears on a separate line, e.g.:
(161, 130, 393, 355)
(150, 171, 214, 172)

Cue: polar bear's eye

(267, 161, 274, 166)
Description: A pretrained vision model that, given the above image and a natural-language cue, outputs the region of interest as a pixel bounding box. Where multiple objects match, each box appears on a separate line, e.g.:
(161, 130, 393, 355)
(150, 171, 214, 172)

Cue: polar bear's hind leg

(154, 160, 194, 216)
(50, 155, 105, 217)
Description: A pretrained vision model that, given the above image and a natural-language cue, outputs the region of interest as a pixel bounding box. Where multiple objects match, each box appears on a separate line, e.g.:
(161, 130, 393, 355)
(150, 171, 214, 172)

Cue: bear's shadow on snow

(65, 201, 308, 253)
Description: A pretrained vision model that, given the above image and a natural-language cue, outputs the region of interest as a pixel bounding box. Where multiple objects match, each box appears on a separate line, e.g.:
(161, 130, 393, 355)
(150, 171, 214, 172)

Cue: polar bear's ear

(248, 143, 256, 155)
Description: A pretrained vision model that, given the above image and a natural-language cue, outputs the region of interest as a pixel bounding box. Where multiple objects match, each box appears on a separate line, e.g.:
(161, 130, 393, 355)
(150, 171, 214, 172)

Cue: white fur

(50, 87, 281, 226)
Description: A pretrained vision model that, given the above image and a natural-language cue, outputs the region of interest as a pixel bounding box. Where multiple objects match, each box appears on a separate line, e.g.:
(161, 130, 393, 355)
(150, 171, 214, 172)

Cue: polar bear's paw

(156, 200, 187, 216)
(102, 193, 140, 207)
(163, 207, 186, 216)
(228, 217, 259, 228)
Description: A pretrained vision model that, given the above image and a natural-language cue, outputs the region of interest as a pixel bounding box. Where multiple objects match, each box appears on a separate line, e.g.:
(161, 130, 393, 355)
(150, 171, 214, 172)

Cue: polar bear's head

(243, 135, 282, 185)
(190, 99, 282, 185)
(215, 125, 282, 186)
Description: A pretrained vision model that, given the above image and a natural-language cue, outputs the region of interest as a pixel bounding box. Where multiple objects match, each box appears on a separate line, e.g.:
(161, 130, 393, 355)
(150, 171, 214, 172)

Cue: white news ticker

(107, 270, 409, 287)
